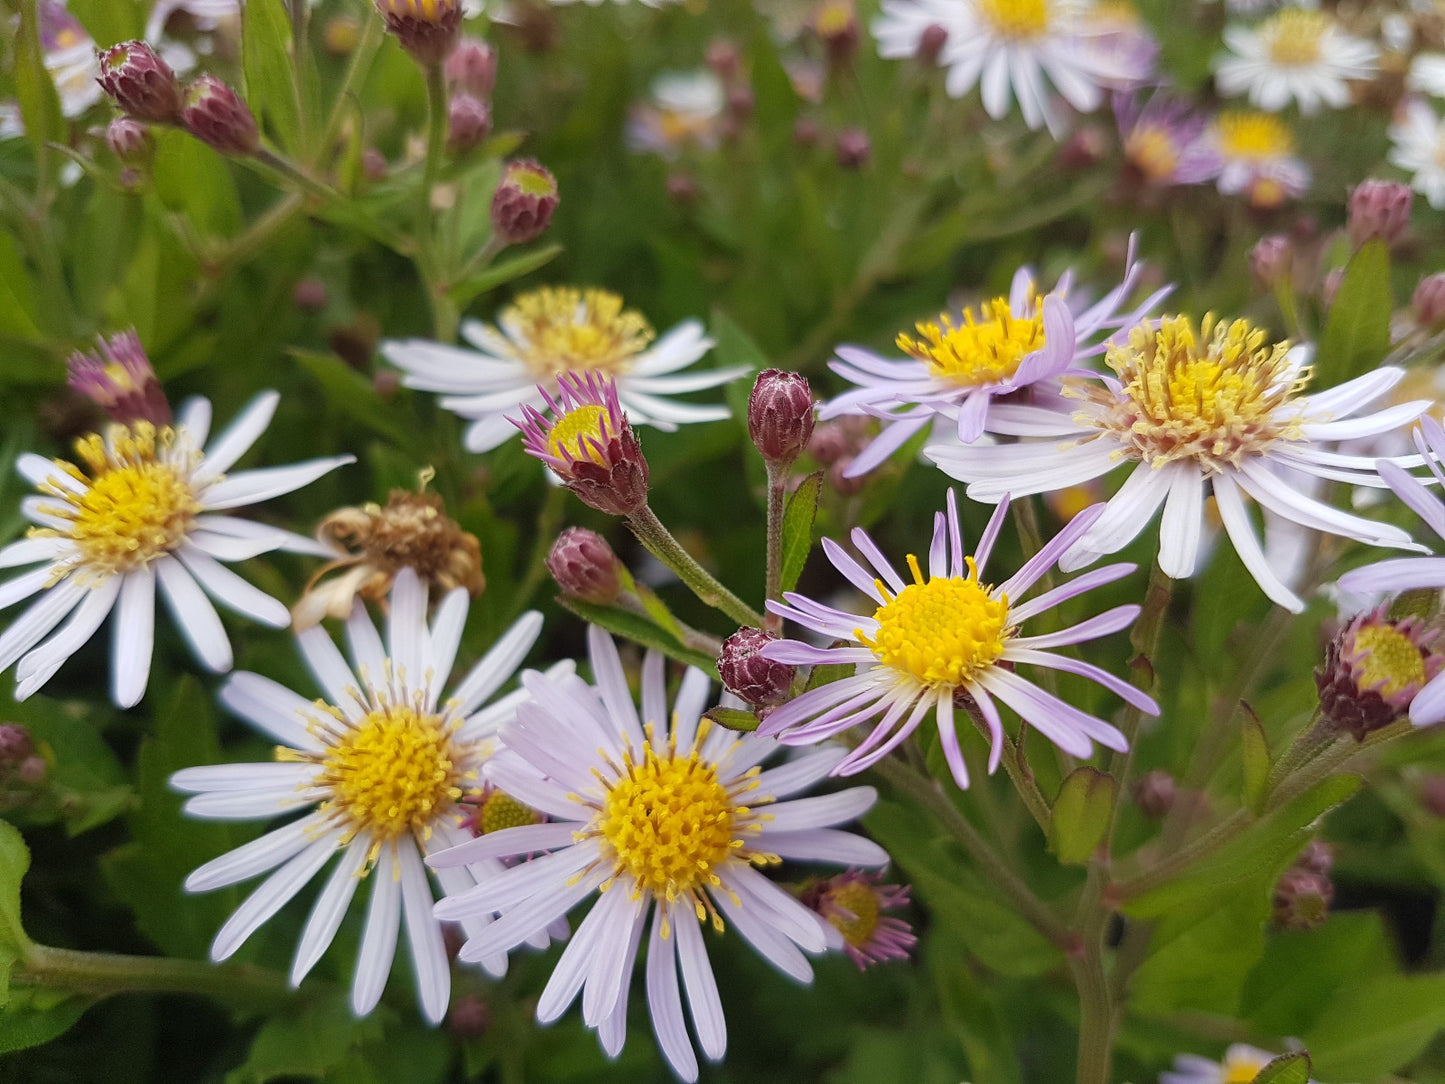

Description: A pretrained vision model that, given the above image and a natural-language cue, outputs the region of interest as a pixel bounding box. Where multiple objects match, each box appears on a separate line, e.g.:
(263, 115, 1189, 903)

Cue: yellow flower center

(478, 789, 539, 834)
(824, 880, 881, 948)
(1354, 626, 1427, 697)
(859, 555, 1011, 687)
(506, 287, 654, 378)
(1126, 124, 1180, 183)
(813, 0, 855, 36)
(1086, 315, 1305, 471)
(1214, 111, 1294, 161)
(36, 424, 200, 577)
(311, 702, 463, 846)
(1222, 1055, 1267, 1084)
(1265, 9, 1327, 67)
(897, 297, 1045, 388)
(978, 0, 1050, 39)
(378, 0, 457, 21)
(547, 404, 612, 464)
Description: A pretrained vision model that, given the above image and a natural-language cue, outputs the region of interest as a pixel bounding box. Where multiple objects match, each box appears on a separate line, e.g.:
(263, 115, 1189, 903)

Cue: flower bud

(546, 527, 625, 604)
(375, 0, 462, 66)
(491, 159, 559, 246)
(811, 0, 860, 62)
(1272, 866, 1333, 930)
(916, 23, 949, 65)
(718, 627, 795, 707)
(182, 75, 259, 156)
(106, 117, 152, 165)
(1414, 272, 1445, 328)
(293, 277, 329, 314)
(835, 127, 871, 169)
(800, 870, 916, 970)
(1347, 178, 1412, 248)
(447, 92, 492, 154)
(793, 116, 821, 148)
(66, 329, 171, 427)
(516, 373, 649, 516)
(1422, 774, 1445, 818)
(16, 756, 47, 786)
(0, 723, 34, 766)
(447, 994, 490, 1040)
(362, 148, 389, 181)
(1316, 606, 1443, 740)
(1131, 769, 1176, 819)
(446, 38, 497, 98)
(97, 40, 183, 122)
(324, 15, 362, 56)
(665, 172, 699, 206)
(705, 38, 741, 81)
(748, 369, 816, 466)
(1249, 234, 1292, 290)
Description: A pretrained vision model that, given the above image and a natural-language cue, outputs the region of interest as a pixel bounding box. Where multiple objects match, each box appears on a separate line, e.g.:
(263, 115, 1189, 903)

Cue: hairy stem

(626, 504, 766, 630)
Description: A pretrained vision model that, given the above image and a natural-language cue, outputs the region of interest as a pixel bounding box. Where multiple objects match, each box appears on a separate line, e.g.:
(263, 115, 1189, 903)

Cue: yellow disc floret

(1089, 314, 1305, 471)
(1214, 111, 1294, 160)
(897, 297, 1046, 388)
(506, 287, 654, 377)
(978, 0, 1050, 39)
(824, 879, 882, 948)
(1354, 625, 1427, 697)
(478, 788, 540, 835)
(547, 404, 612, 464)
(1125, 124, 1180, 183)
(1265, 9, 1327, 67)
(860, 555, 1011, 686)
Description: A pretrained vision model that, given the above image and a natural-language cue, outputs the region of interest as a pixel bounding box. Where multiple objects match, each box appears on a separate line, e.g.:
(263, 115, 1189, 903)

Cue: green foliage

(1314, 239, 1393, 390)
(780, 470, 822, 594)
(1049, 767, 1116, 866)
(1250, 1052, 1312, 1084)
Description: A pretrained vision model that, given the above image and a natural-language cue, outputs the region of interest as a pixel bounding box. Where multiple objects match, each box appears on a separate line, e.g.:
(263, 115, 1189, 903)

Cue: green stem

(15, 942, 296, 1008)
(763, 461, 787, 634)
(997, 732, 1052, 835)
(253, 148, 347, 206)
(417, 61, 448, 262)
(319, 13, 384, 156)
(626, 504, 766, 630)
(1104, 561, 1172, 839)
(1071, 941, 1115, 1084)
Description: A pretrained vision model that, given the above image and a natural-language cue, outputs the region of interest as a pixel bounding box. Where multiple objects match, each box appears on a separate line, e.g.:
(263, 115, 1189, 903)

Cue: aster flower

(1214, 7, 1377, 115)
(871, 0, 1137, 136)
(800, 869, 916, 969)
(759, 491, 1156, 789)
(1316, 605, 1444, 739)
(1115, 94, 1221, 187)
(625, 70, 726, 158)
(427, 628, 888, 1081)
(823, 238, 1168, 475)
(0, 392, 351, 707)
(929, 315, 1427, 612)
(1160, 1044, 1310, 1084)
(1389, 99, 1445, 210)
(1206, 110, 1311, 208)
(381, 287, 744, 453)
(172, 569, 551, 1022)
(40, 1, 102, 117)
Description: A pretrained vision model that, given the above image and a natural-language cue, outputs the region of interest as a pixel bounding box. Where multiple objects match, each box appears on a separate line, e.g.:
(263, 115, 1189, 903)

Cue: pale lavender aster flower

(759, 491, 1156, 788)
(1115, 93, 1221, 186)
(1160, 1044, 1310, 1084)
(427, 628, 888, 1082)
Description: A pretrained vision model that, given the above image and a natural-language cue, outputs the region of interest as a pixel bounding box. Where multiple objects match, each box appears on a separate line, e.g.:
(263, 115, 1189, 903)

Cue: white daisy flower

(1390, 99, 1445, 209)
(427, 627, 888, 1081)
(1160, 1043, 1308, 1084)
(1214, 7, 1377, 115)
(1207, 110, 1311, 208)
(173, 569, 552, 1022)
(40, 1, 103, 118)
(625, 70, 726, 158)
(759, 491, 1155, 789)
(872, 0, 1134, 136)
(929, 315, 1429, 612)
(1407, 53, 1445, 99)
(0, 392, 351, 707)
(381, 287, 747, 454)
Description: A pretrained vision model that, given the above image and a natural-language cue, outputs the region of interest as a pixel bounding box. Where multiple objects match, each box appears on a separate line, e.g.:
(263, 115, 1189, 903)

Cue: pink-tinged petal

(1001, 502, 1106, 597)
(973, 669, 1099, 759)
(1378, 460, 1445, 541)
(427, 821, 578, 867)
(763, 787, 877, 832)
(1008, 563, 1136, 623)
(1006, 647, 1158, 714)
(1411, 670, 1445, 727)
(934, 692, 970, 790)
(848, 528, 906, 593)
(580, 885, 646, 1028)
(971, 494, 1008, 578)
(646, 905, 700, 1082)
(756, 673, 878, 736)
(764, 829, 889, 867)
(454, 867, 605, 963)
(434, 841, 599, 919)
(1011, 604, 1141, 650)
(714, 888, 813, 984)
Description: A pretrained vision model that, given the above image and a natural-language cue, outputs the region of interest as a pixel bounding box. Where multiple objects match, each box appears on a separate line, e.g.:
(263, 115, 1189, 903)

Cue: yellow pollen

(37, 424, 200, 576)
(824, 881, 881, 948)
(313, 703, 462, 846)
(1125, 125, 1180, 183)
(1354, 626, 1427, 697)
(897, 297, 1045, 388)
(859, 555, 1011, 686)
(1089, 314, 1305, 471)
(978, 0, 1050, 39)
(1222, 1056, 1266, 1084)
(1265, 9, 1327, 67)
(1214, 111, 1294, 161)
(378, 0, 456, 20)
(547, 404, 612, 464)
(506, 287, 654, 378)
(479, 789, 539, 834)
(813, 0, 855, 36)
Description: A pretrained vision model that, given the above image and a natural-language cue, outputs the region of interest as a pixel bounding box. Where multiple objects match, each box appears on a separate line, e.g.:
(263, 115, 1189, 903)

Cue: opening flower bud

(374, 0, 463, 66)
(66, 329, 171, 427)
(182, 75, 259, 157)
(97, 40, 182, 122)
(748, 369, 816, 466)
(491, 159, 559, 245)
(1347, 178, 1412, 248)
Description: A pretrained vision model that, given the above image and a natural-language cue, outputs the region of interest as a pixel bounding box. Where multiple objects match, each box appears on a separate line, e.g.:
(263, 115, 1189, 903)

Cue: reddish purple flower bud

(1058, 125, 1107, 171)
(293, 277, 329, 314)
(66, 329, 171, 426)
(1414, 272, 1445, 328)
(800, 870, 916, 969)
(546, 527, 625, 604)
(793, 116, 821, 148)
(97, 40, 183, 122)
(828, 457, 867, 495)
(916, 23, 949, 65)
(445, 37, 497, 98)
(106, 117, 152, 164)
(447, 92, 492, 154)
(1249, 234, 1293, 290)
(748, 369, 815, 466)
(447, 994, 490, 1040)
(182, 75, 259, 156)
(1131, 769, 1176, 819)
(1316, 606, 1444, 740)
(515, 373, 649, 516)
(665, 172, 699, 206)
(0, 723, 34, 766)
(726, 83, 756, 122)
(835, 127, 871, 169)
(718, 627, 795, 707)
(491, 159, 559, 245)
(1296, 839, 1334, 876)
(705, 39, 741, 81)
(1320, 266, 1345, 309)
(1422, 774, 1445, 818)
(362, 148, 389, 181)
(1348, 178, 1412, 248)
(375, 0, 463, 66)
(1272, 866, 1333, 930)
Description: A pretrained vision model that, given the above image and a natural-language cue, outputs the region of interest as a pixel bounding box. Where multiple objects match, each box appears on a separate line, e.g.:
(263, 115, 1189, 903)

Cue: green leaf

(704, 706, 760, 733)
(1251, 1051, 1312, 1084)
(557, 598, 719, 675)
(1129, 886, 1270, 1017)
(0, 820, 32, 1004)
(1304, 972, 1445, 1079)
(1314, 239, 1391, 389)
(804, 651, 855, 694)
(780, 471, 822, 595)
(632, 583, 684, 640)
(226, 997, 384, 1084)
(1050, 768, 1116, 866)
(242, 0, 301, 153)
(1240, 704, 1271, 815)
(1241, 912, 1391, 1036)
(0, 232, 42, 340)
(293, 350, 418, 449)
(710, 307, 770, 378)
(151, 128, 243, 236)
(0, 988, 91, 1054)
(445, 244, 565, 309)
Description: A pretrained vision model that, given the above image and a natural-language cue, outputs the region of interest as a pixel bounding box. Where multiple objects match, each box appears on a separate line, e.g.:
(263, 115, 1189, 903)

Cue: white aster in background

(626, 70, 726, 157)
(0, 392, 351, 707)
(1206, 109, 1311, 208)
(427, 627, 888, 1082)
(760, 491, 1155, 789)
(823, 237, 1168, 475)
(173, 569, 554, 1022)
(1215, 6, 1377, 114)
(1390, 98, 1445, 209)
(1160, 1043, 1310, 1084)
(929, 314, 1428, 612)
(872, 0, 1137, 136)
(1408, 53, 1445, 99)
(38, 0, 102, 119)
(382, 287, 745, 454)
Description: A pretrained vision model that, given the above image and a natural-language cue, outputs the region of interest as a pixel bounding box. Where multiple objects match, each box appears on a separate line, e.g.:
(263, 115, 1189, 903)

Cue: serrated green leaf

(1050, 767, 1116, 866)
(242, 0, 301, 153)
(780, 471, 821, 595)
(1314, 239, 1391, 389)
(704, 706, 759, 733)
(445, 244, 564, 309)
(557, 598, 719, 675)
(1240, 705, 1271, 815)
(1251, 1051, 1311, 1084)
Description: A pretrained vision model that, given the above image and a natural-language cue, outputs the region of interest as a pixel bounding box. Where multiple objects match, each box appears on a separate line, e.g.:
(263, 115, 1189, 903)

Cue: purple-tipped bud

(106, 117, 153, 165)
(362, 148, 389, 181)
(835, 127, 871, 169)
(1320, 266, 1345, 308)
(16, 756, 46, 785)
(1250, 234, 1293, 290)
(916, 23, 949, 65)
(447, 92, 492, 154)
(1272, 866, 1333, 930)
(0, 724, 34, 766)
(491, 159, 558, 245)
(726, 83, 756, 122)
(446, 38, 497, 98)
(1422, 774, 1445, 818)
(1296, 839, 1334, 876)
(515, 373, 649, 516)
(182, 75, 259, 156)
(665, 172, 699, 205)
(1348, 178, 1412, 248)
(375, 0, 463, 66)
(1414, 272, 1445, 328)
(793, 116, 821, 148)
(97, 40, 183, 123)
(546, 527, 625, 604)
(1131, 769, 1176, 819)
(1316, 606, 1444, 740)
(66, 329, 171, 427)
(748, 369, 815, 466)
(718, 627, 795, 707)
